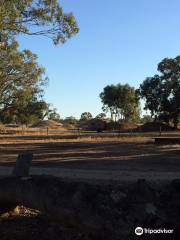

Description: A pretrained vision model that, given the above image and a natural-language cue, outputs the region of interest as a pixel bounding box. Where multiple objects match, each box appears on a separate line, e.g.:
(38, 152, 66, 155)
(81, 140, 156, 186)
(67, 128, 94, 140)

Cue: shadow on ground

(0, 141, 179, 172)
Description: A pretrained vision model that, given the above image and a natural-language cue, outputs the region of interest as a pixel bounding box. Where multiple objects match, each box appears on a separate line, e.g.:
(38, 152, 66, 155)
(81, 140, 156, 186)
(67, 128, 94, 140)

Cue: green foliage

(2, 100, 49, 124)
(139, 56, 180, 128)
(140, 115, 154, 124)
(80, 112, 93, 121)
(100, 84, 140, 123)
(95, 113, 106, 119)
(0, 39, 48, 124)
(0, 0, 79, 44)
(63, 116, 77, 125)
(48, 107, 60, 122)
(138, 75, 162, 118)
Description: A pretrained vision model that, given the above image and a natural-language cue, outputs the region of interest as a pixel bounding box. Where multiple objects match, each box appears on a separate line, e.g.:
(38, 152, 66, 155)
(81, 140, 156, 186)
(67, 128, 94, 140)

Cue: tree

(0, 90, 49, 124)
(138, 75, 162, 120)
(64, 116, 77, 125)
(95, 113, 106, 120)
(0, 39, 48, 124)
(48, 107, 60, 122)
(0, 0, 79, 45)
(140, 115, 153, 124)
(80, 112, 93, 121)
(139, 56, 180, 128)
(0, 100, 49, 124)
(100, 84, 140, 123)
(100, 85, 117, 120)
(0, 40, 47, 105)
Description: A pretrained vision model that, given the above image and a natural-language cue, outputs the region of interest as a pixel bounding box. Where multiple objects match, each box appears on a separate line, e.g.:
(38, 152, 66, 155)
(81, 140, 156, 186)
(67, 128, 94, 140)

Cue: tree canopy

(48, 107, 61, 122)
(138, 56, 180, 128)
(95, 113, 106, 120)
(80, 112, 93, 121)
(0, 0, 79, 44)
(100, 84, 140, 123)
(63, 116, 77, 125)
(0, 39, 48, 124)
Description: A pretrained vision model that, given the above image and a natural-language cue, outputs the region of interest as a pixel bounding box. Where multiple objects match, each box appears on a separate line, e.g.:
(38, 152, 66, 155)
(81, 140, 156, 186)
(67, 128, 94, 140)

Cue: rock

(12, 153, 33, 177)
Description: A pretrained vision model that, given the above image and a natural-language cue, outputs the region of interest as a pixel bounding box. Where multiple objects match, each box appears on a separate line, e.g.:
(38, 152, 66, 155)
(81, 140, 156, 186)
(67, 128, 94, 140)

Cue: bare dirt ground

(0, 134, 179, 180)
(0, 133, 180, 239)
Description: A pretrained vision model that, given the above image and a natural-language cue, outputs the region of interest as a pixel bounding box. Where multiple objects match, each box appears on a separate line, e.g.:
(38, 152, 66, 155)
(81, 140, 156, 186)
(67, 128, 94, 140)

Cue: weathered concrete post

(12, 153, 33, 177)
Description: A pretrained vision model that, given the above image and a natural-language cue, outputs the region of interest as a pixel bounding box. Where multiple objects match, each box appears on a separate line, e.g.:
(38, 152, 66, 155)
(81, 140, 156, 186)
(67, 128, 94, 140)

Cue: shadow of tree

(0, 141, 179, 172)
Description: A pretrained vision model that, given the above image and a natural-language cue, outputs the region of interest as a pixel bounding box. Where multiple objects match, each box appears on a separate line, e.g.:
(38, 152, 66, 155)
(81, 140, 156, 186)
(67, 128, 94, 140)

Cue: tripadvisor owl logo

(135, 227, 174, 236)
(135, 227, 143, 236)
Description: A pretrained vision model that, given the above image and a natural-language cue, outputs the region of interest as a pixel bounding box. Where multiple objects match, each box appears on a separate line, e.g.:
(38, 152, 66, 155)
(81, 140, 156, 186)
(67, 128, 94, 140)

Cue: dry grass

(0, 135, 154, 145)
(0, 129, 179, 174)
(0, 134, 179, 167)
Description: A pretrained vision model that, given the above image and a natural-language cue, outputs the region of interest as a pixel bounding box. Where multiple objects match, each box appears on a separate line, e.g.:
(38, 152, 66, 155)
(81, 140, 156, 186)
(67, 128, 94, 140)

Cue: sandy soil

(0, 136, 179, 181)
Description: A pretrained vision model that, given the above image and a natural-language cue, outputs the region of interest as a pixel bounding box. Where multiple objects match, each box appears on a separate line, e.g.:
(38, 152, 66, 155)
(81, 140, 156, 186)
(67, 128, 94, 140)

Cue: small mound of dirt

(79, 119, 107, 131)
(139, 122, 174, 132)
(119, 122, 137, 130)
(106, 122, 137, 131)
(32, 120, 66, 130)
(63, 123, 75, 130)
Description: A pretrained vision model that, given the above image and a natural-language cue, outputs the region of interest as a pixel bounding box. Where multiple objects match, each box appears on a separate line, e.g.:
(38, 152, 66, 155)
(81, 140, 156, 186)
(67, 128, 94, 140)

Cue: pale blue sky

(18, 0, 180, 119)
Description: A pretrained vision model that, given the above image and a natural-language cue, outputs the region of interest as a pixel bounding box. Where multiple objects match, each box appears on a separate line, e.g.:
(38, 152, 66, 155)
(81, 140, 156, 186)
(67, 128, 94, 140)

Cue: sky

(18, 0, 180, 119)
